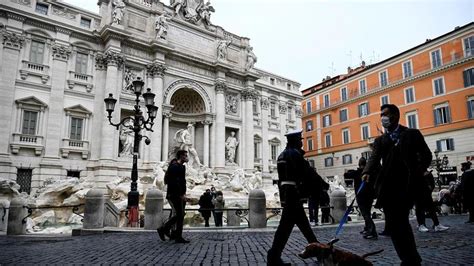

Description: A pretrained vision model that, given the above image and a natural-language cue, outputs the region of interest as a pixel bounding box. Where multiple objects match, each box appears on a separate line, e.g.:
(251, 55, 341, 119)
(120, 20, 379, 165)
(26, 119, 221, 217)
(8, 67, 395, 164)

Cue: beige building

(0, 0, 302, 193)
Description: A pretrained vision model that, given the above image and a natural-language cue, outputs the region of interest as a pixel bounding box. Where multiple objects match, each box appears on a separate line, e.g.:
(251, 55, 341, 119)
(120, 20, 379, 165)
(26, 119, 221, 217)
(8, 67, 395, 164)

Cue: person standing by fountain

(198, 189, 214, 227)
(267, 129, 319, 266)
(158, 150, 190, 244)
(212, 191, 225, 227)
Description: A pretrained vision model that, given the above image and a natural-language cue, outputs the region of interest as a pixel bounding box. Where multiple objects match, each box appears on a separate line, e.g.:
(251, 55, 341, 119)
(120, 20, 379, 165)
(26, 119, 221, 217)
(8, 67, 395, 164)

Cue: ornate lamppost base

(128, 190, 140, 227)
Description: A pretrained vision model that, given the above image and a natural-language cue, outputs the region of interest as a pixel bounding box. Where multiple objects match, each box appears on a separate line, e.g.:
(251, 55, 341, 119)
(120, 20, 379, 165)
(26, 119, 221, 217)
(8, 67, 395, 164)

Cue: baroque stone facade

(0, 0, 302, 192)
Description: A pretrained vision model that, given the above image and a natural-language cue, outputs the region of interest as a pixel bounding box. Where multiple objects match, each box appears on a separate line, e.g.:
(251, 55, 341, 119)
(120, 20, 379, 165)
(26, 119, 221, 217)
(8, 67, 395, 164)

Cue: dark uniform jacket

(460, 169, 474, 207)
(277, 147, 324, 204)
(363, 125, 432, 208)
(164, 160, 186, 199)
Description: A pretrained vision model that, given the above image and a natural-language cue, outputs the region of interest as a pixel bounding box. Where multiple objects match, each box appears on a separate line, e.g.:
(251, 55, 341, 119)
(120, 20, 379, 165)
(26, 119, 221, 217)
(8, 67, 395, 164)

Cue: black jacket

(363, 125, 432, 208)
(165, 160, 186, 199)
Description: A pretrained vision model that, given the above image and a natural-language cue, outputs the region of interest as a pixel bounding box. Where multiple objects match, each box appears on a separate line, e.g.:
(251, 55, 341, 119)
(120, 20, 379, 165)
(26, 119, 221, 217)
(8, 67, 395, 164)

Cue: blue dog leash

(334, 180, 365, 238)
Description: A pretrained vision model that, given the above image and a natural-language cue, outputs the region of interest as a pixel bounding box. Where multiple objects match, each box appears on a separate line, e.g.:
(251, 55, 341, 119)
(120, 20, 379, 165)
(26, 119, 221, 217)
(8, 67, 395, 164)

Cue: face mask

(381, 116, 391, 128)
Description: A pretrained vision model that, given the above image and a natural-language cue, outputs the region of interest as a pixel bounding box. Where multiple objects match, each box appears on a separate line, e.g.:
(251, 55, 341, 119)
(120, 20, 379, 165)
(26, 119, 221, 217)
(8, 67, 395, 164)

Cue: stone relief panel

(225, 92, 239, 116)
(51, 4, 78, 20)
(128, 13, 147, 32)
(122, 67, 145, 94)
(261, 97, 269, 110)
(168, 27, 215, 57)
(10, 0, 31, 6)
(122, 45, 153, 61)
(166, 58, 215, 78)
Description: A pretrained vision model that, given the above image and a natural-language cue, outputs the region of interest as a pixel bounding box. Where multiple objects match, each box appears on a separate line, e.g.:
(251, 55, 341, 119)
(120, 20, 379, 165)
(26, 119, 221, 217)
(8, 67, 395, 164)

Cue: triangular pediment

(269, 137, 281, 144)
(15, 96, 48, 107)
(64, 104, 91, 114)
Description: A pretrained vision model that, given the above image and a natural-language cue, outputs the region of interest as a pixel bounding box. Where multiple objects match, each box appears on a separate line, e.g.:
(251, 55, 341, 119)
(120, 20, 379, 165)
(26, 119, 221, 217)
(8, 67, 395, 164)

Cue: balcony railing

(19, 60, 50, 83)
(67, 71, 94, 92)
(10, 133, 44, 155)
(61, 139, 90, 159)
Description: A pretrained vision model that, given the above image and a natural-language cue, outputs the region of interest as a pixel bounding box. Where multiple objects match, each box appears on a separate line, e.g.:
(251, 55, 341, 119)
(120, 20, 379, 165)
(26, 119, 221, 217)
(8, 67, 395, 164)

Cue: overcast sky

(64, 0, 473, 89)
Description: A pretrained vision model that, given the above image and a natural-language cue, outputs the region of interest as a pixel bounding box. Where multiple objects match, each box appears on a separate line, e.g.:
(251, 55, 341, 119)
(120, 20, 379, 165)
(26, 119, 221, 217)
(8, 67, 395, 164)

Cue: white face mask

(381, 116, 391, 128)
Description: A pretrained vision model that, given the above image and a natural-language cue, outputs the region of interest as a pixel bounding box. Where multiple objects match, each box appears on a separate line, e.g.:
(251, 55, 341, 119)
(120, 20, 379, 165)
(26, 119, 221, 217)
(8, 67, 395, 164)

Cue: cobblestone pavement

(0, 214, 472, 265)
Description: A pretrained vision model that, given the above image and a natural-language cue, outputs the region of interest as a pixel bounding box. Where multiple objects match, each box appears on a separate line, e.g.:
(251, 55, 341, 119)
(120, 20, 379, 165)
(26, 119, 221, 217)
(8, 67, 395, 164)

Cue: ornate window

(61, 105, 91, 159)
(16, 168, 32, 194)
(11, 97, 47, 156)
(268, 137, 281, 163)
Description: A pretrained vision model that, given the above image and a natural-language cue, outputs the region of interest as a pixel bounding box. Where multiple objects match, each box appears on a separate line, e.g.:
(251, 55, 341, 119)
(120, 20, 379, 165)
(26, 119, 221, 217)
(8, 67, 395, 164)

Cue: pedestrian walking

(320, 188, 331, 224)
(267, 129, 320, 266)
(212, 191, 225, 227)
(347, 157, 378, 239)
(198, 189, 214, 227)
(362, 104, 432, 265)
(308, 194, 319, 226)
(460, 161, 474, 224)
(157, 150, 190, 244)
(415, 170, 449, 232)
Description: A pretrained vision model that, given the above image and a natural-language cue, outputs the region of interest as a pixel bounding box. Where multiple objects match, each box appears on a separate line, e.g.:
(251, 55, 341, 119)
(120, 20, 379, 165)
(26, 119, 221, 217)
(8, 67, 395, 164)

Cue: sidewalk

(0, 214, 472, 265)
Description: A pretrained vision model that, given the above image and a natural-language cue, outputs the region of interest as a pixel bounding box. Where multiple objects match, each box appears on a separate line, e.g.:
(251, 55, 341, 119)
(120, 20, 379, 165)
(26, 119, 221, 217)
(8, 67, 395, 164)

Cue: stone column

(279, 101, 288, 139)
(0, 31, 25, 178)
(7, 197, 27, 235)
(214, 81, 226, 169)
(147, 62, 166, 162)
(260, 96, 270, 172)
(144, 189, 163, 230)
(43, 43, 71, 159)
(83, 189, 105, 229)
(242, 86, 255, 171)
(90, 53, 107, 160)
(202, 120, 211, 167)
(100, 51, 123, 160)
(161, 112, 171, 161)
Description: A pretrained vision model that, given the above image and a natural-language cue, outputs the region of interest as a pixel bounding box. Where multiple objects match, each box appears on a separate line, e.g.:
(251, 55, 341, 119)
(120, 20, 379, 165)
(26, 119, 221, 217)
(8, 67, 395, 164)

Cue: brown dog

(298, 239, 383, 266)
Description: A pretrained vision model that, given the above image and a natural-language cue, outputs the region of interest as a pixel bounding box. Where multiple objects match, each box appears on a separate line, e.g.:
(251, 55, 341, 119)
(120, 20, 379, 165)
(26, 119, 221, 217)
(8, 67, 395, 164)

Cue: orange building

(301, 22, 474, 179)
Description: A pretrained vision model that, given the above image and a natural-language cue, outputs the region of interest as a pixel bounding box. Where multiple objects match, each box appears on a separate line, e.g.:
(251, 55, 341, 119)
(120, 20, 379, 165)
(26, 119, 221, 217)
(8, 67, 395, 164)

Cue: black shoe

(175, 237, 190, 244)
(157, 227, 167, 241)
(363, 233, 378, 240)
(360, 230, 367, 235)
(169, 230, 177, 240)
(466, 221, 474, 224)
(267, 250, 291, 266)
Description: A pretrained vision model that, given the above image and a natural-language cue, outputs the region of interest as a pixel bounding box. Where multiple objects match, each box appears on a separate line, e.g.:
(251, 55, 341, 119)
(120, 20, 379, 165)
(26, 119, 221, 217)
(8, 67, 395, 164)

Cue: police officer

(267, 129, 318, 266)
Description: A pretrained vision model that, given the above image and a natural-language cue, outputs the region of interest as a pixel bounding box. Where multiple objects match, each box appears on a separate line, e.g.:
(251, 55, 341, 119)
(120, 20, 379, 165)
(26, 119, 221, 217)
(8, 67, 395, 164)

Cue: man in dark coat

(198, 189, 214, 227)
(267, 129, 319, 266)
(362, 104, 432, 265)
(158, 150, 190, 243)
(460, 161, 474, 224)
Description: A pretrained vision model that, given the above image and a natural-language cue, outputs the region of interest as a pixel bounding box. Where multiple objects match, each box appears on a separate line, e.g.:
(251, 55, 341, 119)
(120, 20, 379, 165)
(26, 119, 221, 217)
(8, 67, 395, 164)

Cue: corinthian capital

(104, 50, 124, 68)
(146, 62, 167, 77)
(51, 43, 72, 61)
(215, 80, 227, 93)
(241, 88, 258, 101)
(1, 30, 25, 50)
(279, 103, 287, 114)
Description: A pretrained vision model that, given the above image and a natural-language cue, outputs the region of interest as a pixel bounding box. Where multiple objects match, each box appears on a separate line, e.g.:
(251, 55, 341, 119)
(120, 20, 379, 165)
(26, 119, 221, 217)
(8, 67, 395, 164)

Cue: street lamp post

(104, 77, 158, 227)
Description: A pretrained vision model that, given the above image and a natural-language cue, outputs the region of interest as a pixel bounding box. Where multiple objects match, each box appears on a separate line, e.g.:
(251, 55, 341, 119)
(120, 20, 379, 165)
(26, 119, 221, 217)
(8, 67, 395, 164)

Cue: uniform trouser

(414, 192, 439, 226)
(214, 212, 223, 226)
(269, 196, 318, 258)
(357, 196, 376, 234)
(163, 197, 186, 238)
(384, 203, 421, 265)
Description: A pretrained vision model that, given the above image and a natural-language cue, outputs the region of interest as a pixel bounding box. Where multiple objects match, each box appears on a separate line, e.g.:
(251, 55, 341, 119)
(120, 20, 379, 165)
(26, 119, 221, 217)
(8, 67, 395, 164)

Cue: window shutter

(433, 109, 439, 126)
(358, 105, 361, 117)
(329, 115, 332, 126)
(436, 140, 441, 152)
(446, 106, 452, 123)
(468, 101, 473, 119)
(448, 138, 455, 150)
(367, 103, 370, 114)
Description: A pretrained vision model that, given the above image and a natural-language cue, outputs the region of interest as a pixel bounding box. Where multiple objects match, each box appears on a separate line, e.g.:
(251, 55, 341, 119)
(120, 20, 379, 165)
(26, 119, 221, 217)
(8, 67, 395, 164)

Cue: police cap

(285, 129, 303, 140)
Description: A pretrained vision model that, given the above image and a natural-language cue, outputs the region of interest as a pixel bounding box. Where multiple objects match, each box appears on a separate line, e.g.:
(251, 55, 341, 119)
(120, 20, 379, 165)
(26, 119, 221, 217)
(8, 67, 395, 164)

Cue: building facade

(0, 0, 302, 193)
(302, 23, 474, 179)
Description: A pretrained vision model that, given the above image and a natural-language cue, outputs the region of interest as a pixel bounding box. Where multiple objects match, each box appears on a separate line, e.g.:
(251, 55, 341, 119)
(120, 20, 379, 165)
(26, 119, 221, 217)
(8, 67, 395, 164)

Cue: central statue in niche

(170, 123, 201, 169)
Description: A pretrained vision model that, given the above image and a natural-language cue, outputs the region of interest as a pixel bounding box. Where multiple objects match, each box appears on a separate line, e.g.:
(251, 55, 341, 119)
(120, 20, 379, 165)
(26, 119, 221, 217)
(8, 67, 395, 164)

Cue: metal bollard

(248, 189, 266, 228)
(7, 197, 27, 235)
(83, 189, 105, 229)
(330, 190, 347, 223)
(144, 189, 163, 230)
